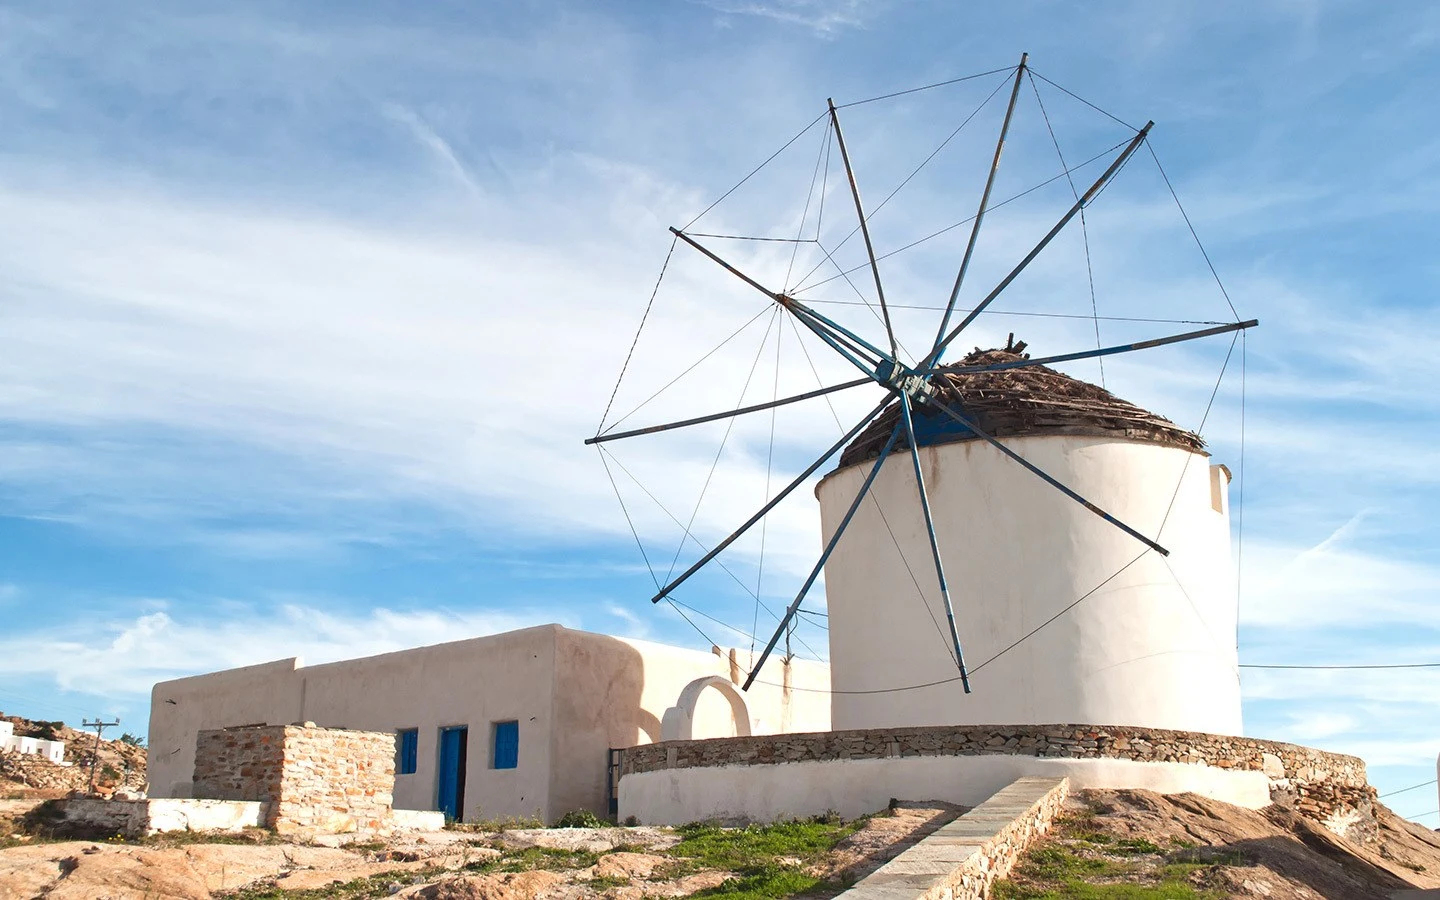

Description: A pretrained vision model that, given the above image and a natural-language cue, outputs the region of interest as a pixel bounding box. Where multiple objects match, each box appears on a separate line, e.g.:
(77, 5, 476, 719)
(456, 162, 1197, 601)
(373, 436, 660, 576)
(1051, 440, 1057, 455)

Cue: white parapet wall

(621, 754, 1270, 825)
(616, 725, 1377, 835)
(49, 798, 447, 837)
(53, 798, 268, 836)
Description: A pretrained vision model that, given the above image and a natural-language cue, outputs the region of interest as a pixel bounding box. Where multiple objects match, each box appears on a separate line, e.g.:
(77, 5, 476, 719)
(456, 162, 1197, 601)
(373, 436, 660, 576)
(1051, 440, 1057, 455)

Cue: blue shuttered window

(397, 728, 418, 775)
(492, 720, 519, 769)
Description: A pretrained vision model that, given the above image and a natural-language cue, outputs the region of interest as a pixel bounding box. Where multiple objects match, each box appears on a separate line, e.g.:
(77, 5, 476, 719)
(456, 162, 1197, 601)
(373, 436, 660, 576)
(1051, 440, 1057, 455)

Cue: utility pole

(82, 718, 119, 795)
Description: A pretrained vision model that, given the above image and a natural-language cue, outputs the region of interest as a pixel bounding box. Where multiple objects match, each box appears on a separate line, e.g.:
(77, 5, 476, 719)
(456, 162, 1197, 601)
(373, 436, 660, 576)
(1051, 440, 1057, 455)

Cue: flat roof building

(148, 624, 829, 823)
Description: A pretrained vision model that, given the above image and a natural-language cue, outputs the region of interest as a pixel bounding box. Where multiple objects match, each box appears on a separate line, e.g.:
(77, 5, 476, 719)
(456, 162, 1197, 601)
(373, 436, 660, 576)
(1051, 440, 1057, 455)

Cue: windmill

(586, 55, 1256, 698)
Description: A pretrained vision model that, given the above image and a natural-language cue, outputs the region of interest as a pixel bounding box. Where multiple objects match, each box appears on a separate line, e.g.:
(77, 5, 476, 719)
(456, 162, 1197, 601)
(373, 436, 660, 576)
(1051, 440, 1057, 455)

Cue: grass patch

(991, 840, 1226, 900)
(463, 846, 602, 874)
(218, 867, 446, 899)
(447, 814, 546, 832)
(670, 818, 859, 872)
(1113, 839, 1162, 856)
(688, 864, 823, 900)
(666, 817, 860, 900)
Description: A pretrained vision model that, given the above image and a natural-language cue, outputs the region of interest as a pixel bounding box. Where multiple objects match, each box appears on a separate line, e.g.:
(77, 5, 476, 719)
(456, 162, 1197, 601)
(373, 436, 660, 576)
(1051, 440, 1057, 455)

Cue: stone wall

(619, 724, 1376, 836)
(841, 776, 1070, 900)
(194, 724, 395, 835)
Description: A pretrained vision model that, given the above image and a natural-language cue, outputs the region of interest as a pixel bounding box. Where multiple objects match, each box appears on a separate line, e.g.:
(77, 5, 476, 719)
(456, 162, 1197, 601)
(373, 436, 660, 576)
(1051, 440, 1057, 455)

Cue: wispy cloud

(693, 0, 875, 36)
(381, 102, 482, 197)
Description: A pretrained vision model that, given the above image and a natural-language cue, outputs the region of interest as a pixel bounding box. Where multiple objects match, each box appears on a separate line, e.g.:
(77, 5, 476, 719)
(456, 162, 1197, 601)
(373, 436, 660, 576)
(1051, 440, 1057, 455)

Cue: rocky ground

(0, 799, 962, 899)
(0, 713, 147, 798)
(994, 788, 1440, 899)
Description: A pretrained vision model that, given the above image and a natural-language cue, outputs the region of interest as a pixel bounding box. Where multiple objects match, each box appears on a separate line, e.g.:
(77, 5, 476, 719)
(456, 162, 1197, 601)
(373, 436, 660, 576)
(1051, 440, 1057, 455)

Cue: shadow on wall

(550, 632, 648, 821)
(550, 631, 755, 820)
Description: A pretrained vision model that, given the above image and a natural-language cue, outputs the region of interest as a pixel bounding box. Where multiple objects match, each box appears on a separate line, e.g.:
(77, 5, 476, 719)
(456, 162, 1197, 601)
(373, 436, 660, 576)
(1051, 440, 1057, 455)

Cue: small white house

(148, 624, 830, 824)
(0, 720, 66, 765)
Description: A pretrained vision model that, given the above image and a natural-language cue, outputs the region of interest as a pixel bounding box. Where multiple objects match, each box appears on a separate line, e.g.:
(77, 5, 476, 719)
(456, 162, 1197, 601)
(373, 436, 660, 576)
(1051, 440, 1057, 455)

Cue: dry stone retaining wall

(620, 724, 1375, 833)
(194, 724, 395, 835)
(841, 776, 1070, 900)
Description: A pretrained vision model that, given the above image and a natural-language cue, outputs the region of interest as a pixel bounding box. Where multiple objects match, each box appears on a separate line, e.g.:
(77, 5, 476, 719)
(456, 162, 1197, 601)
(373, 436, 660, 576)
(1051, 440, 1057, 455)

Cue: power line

(1381, 779, 1437, 799)
(1239, 663, 1440, 670)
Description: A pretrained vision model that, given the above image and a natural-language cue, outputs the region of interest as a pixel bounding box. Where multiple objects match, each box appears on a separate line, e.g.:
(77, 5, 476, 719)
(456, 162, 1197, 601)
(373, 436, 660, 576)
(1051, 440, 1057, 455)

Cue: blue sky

(2, 1, 1439, 821)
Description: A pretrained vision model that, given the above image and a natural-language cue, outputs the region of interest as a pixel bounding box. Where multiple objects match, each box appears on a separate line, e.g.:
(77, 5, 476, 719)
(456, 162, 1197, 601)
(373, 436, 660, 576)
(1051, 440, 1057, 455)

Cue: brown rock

(588, 852, 668, 880)
(418, 870, 566, 900)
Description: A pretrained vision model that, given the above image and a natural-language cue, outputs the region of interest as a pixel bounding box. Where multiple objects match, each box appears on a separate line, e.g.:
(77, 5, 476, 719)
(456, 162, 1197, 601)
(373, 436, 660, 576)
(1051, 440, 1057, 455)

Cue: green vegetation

(689, 864, 825, 900)
(118, 732, 147, 748)
(555, 808, 608, 828)
(664, 816, 862, 900)
(670, 818, 859, 872)
(464, 846, 603, 873)
(446, 813, 545, 832)
(219, 867, 445, 899)
(991, 819, 1230, 900)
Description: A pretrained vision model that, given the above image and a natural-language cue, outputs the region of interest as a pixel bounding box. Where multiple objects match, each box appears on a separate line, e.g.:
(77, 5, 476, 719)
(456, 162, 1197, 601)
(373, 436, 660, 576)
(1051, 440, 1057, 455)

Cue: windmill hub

(872, 359, 935, 404)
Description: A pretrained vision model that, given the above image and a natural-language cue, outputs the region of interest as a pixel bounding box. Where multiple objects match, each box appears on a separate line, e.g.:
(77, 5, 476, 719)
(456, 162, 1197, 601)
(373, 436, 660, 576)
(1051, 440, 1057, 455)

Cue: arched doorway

(660, 676, 753, 741)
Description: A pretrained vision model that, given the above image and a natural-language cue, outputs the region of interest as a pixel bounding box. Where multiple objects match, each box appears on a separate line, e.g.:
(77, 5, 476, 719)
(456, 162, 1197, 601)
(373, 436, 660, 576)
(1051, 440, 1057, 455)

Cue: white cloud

(0, 603, 571, 698)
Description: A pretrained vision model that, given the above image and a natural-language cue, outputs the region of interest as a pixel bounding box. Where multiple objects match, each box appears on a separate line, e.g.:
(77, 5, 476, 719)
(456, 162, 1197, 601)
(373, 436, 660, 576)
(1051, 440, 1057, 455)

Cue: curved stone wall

(618, 724, 1375, 836)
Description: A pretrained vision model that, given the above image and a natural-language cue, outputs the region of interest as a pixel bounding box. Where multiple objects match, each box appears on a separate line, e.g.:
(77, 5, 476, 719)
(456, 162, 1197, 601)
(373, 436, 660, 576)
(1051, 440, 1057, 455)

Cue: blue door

(437, 726, 468, 821)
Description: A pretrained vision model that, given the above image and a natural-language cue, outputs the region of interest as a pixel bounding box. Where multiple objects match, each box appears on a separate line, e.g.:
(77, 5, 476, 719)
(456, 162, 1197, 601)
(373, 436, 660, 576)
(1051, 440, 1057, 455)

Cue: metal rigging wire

(1028, 70, 1142, 132)
(600, 305, 773, 436)
(791, 137, 1131, 295)
(836, 66, 1016, 109)
(683, 111, 830, 231)
(789, 75, 1012, 294)
(783, 122, 831, 292)
(663, 309, 782, 583)
(800, 300, 1230, 326)
(600, 444, 826, 662)
(597, 236, 677, 434)
(1027, 69, 1106, 387)
(752, 296, 786, 656)
(1147, 141, 1242, 322)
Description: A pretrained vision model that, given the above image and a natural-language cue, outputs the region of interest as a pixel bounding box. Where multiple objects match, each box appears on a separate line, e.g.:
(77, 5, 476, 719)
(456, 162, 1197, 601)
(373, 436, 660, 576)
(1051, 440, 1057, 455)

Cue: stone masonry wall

(194, 726, 286, 803)
(841, 776, 1070, 900)
(194, 724, 395, 836)
(944, 776, 1070, 900)
(619, 724, 1376, 837)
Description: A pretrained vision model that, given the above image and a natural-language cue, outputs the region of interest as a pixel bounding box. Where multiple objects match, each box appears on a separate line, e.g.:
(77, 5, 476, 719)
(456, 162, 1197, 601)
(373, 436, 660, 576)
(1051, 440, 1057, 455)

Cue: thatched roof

(837, 342, 1204, 469)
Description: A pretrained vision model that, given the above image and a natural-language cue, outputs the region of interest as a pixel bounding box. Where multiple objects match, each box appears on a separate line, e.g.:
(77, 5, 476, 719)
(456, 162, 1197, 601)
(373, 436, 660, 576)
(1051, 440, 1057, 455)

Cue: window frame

(491, 720, 519, 770)
(396, 728, 419, 775)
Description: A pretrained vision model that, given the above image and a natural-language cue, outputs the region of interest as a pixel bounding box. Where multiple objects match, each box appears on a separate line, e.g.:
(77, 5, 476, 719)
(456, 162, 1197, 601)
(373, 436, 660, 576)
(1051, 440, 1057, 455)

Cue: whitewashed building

(147, 624, 829, 823)
(0, 721, 66, 764)
(818, 345, 1241, 735)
